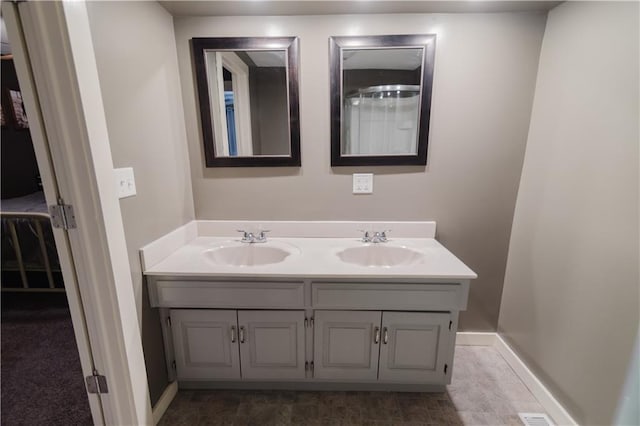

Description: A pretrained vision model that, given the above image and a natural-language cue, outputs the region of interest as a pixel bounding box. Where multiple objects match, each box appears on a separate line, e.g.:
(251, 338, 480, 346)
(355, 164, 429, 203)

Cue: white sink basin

(204, 242, 297, 267)
(337, 244, 424, 267)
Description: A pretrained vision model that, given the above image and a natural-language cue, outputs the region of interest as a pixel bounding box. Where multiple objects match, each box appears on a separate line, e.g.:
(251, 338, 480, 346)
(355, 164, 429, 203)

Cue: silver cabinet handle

(383, 327, 389, 344)
(239, 326, 245, 343)
(230, 325, 236, 343)
(374, 326, 380, 344)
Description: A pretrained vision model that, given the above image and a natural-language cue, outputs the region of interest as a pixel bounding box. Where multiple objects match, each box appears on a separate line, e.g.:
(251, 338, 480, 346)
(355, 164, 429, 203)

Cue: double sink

(140, 221, 477, 280)
(204, 241, 424, 268)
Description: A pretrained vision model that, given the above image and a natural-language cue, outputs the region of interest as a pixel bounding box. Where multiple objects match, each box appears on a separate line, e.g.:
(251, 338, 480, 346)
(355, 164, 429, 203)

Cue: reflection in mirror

(343, 48, 423, 156)
(192, 38, 300, 167)
(330, 35, 436, 166)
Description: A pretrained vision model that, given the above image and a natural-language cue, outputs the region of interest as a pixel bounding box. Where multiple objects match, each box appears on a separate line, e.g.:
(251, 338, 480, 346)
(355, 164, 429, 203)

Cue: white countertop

(143, 236, 477, 280)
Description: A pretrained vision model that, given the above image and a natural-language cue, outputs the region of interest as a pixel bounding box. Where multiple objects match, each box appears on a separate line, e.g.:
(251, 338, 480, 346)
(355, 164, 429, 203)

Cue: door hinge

(444, 364, 448, 374)
(49, 198, 77, 230)
(85, 369, 108, 394)
(449, 321, 452, 330)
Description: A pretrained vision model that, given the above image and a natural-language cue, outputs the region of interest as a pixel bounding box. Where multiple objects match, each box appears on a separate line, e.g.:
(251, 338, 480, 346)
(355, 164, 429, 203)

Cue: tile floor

(159, 346, 548, 425)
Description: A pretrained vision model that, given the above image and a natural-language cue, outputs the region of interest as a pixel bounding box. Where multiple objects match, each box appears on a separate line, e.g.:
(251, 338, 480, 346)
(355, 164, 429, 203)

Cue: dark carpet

(1, 295, 93, 426)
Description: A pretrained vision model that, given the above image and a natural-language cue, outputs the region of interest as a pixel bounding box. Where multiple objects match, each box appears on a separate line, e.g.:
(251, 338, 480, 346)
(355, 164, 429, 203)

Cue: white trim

(61, 3, 152, 423)
(152, 381, 178, 425)
(206, 52, 230, 156)
(494, 334, 579, 426)
(220, 52, 253, 156)
(455, 332, 497, 346)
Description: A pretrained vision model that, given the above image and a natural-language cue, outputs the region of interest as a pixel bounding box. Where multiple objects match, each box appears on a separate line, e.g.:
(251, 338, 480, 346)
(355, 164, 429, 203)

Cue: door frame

(2, 1, 153, 424)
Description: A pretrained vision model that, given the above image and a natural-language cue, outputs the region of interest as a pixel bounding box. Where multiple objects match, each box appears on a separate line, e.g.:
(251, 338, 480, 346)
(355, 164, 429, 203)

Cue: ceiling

(246, 50, 287, 67)
(344, 48, 423, 70)
(160, 1, 562, 17)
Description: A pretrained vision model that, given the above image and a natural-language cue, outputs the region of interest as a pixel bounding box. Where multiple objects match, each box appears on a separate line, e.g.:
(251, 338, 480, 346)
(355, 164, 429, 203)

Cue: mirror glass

(342, 48, 423, 156)
(192, 38, 300, 167)
(330, 35, 436, 166)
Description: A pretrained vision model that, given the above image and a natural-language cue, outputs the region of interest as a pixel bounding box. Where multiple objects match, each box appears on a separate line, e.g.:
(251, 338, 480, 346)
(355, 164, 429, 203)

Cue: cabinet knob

(374, 326, 380, 344)
(383, 327, 389, 344)
(230, 325, 236, 343)
(239, 326, 246, 343)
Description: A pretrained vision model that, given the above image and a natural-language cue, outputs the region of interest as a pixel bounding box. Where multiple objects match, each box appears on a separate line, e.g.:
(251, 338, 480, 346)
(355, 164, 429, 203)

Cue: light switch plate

(114, 167, 136, 199)
(353, 173, 373, 194)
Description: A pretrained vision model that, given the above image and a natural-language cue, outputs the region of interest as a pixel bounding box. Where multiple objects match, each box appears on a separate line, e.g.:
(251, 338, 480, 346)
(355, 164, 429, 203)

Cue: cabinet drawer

(312, 282, 467, 311)
(150, 279, 304, 308)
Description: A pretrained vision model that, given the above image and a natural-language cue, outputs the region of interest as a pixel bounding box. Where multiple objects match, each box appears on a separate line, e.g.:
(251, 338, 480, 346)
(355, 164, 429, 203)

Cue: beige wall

(498, 2, 639, 425)
(174, 12, 547, 330)
(86, 1, 194, 405)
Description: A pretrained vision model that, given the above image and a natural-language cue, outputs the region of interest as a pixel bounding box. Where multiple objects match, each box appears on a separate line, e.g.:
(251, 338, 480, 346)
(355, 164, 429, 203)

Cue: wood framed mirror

(192, 37, 301, 167)
(330, 34, 436, 166)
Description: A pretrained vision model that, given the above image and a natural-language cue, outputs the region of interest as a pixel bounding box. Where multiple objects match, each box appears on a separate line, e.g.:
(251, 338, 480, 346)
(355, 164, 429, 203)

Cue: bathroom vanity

(141, 221, 476, 391)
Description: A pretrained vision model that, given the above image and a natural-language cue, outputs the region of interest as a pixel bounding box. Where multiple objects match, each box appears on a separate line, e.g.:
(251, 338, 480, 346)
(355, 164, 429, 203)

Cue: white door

(171, 309, 241, 380)
(238, 310, 306, 380)
(313, 310, 382, 380)
(378, 311, 451, 383)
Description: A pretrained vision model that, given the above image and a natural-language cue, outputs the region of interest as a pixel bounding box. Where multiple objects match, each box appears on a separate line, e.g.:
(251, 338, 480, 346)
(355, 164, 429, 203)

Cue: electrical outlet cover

(353, 173, 373, 194)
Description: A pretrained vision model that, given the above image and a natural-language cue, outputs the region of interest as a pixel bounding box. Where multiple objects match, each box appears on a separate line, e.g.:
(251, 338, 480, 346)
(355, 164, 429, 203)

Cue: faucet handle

(358, 229, 371, 242)
(256, 230, 270, 242)
(379, 229, 391, 242)
(236, 229, 254, 243)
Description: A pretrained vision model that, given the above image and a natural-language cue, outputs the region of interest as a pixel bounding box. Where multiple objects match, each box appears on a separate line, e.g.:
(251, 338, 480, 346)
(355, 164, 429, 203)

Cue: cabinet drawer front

(153, 280, 304, 308)
(312, 283, 466, 310)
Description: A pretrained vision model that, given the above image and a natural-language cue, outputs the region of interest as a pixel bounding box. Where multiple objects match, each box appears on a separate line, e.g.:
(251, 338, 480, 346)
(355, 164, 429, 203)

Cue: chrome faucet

(372, 230, 389, 243)
(237, 229, 270, 243)
(359, 229, 390, 243)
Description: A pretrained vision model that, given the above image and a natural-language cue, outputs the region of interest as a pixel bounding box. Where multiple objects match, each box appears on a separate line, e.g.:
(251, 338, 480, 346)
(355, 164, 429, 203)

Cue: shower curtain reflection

(343, 85, 420, 156)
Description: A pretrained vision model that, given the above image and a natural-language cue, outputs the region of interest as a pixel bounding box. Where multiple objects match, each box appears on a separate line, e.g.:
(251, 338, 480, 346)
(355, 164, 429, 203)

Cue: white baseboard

(456, 332, 497, 346)
(152, 381, 178, 425)
(494, 334, 578, 426)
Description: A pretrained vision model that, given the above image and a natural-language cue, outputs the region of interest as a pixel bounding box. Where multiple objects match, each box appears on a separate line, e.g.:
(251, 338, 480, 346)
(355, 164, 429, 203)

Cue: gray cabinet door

(237, 310, 306, 380)
(378, 311, 450, 383)
(170, 309, 240, 380)
(313, 310, 382, 380)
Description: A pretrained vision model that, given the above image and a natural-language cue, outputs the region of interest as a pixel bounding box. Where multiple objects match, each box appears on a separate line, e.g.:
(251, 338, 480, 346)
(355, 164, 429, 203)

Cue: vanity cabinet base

(151, 278, 469, 390)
